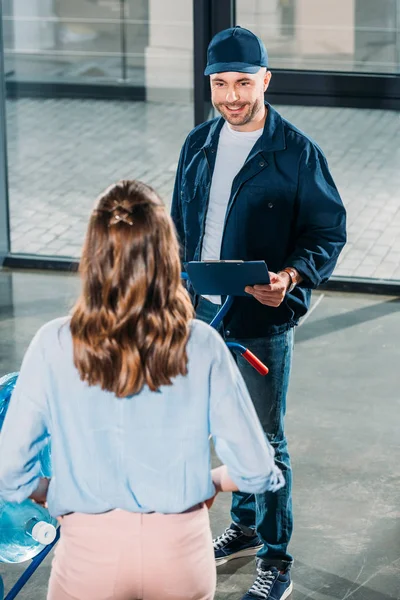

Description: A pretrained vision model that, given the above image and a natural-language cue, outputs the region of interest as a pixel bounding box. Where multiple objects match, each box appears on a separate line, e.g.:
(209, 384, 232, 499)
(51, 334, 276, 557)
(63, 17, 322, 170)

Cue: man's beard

(213, 97, 263, 127)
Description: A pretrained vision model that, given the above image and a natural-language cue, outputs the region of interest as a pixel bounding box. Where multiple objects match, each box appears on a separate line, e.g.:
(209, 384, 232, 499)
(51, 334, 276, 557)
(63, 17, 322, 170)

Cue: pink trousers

(47, 504, 216, 600)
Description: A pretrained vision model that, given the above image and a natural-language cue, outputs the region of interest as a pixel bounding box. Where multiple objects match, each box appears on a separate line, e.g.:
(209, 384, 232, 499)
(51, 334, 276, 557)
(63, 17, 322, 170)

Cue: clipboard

(183, 260, 270, 297)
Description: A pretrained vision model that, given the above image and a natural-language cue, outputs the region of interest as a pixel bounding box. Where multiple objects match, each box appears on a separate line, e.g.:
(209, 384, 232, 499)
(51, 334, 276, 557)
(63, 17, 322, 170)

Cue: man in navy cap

(172, 26, 346, 600)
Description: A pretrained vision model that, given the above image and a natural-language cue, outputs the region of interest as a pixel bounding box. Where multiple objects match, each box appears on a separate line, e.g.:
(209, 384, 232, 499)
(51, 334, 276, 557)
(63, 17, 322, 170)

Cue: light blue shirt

(0, 317, 284, 517)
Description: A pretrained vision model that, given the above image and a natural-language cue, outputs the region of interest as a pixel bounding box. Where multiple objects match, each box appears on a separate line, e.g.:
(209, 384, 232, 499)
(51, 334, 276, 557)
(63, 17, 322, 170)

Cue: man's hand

(245, 271, 291, 307)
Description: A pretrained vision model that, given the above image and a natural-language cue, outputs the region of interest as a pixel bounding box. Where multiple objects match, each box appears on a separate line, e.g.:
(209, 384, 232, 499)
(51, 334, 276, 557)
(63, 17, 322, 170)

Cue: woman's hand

(29, 477, 50, 507)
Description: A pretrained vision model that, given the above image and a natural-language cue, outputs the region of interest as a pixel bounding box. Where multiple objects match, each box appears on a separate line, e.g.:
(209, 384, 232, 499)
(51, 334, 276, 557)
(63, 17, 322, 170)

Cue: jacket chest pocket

(244, 185, 296, 213)
(181, 178, 198, 204)
(182, 154, 211, 204)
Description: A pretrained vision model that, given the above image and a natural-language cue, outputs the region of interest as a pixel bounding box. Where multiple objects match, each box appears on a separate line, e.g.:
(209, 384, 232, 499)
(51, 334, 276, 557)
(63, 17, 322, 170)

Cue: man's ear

(264, 70, 272, 93)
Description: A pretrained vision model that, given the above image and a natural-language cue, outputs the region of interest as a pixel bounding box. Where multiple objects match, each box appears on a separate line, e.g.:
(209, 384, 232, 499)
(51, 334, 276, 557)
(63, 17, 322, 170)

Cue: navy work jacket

(171, 103, 347, 338)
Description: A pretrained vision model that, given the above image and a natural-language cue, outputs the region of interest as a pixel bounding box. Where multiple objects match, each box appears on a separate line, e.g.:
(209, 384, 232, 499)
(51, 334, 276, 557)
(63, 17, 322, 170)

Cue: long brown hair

(70, 180, 194, 397)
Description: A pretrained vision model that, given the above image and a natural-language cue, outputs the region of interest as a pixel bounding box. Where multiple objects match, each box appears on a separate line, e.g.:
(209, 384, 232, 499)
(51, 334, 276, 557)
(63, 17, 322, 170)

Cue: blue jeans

(196, 297, 294, 570)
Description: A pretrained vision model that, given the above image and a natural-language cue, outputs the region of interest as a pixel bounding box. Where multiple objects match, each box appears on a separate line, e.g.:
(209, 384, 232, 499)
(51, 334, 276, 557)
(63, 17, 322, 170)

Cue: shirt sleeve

(170, 136, 189, 252)
(0, 330, 50, 503)
(209, 334, 285, 494)
(285, 144, 347, 288)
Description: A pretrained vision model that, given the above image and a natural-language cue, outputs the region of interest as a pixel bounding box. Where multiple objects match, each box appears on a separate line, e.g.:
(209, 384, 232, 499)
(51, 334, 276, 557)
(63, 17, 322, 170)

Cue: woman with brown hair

(0, 180, 284, 600)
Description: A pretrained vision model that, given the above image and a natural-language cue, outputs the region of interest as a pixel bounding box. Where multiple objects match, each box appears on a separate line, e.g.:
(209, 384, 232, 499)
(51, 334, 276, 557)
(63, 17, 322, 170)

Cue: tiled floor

(1, 270, 400, 599)
(6, 98, 400, 280)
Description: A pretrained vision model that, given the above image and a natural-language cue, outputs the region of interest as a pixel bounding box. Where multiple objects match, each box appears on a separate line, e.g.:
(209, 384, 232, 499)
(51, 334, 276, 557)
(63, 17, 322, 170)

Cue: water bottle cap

(31, 521, 56, 545)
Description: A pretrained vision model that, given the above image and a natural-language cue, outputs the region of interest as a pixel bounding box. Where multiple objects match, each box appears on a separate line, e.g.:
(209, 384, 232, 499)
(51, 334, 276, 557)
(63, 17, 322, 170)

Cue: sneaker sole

(215, 544, 263, 566)
(281, 581, 294, 599)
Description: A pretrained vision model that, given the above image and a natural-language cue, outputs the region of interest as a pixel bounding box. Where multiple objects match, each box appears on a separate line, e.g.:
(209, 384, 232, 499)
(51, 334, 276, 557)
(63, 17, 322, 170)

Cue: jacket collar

(201, 102, 286, 153)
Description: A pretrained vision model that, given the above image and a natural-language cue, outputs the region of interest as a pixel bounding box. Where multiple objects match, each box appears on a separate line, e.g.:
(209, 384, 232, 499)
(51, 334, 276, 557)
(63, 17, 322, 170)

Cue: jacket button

(259, 161, 265, 167)
(268, 202, 274, 208)
(225, 330, 231, 337)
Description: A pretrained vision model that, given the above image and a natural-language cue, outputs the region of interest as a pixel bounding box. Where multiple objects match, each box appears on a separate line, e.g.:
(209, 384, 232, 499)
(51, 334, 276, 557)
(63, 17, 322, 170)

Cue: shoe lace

(213, 527, 239, 550)
(248, 568, 277, 599)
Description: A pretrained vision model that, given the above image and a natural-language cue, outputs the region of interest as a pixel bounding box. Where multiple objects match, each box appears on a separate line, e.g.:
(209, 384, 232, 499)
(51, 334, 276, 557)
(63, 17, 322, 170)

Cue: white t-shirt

(201, 122, 263, 303)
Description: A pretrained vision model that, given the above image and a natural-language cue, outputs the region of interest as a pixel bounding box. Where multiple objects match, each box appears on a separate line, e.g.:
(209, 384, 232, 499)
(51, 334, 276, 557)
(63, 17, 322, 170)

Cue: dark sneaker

(213, 523, 262, 566)
(242, 566, 293, 599)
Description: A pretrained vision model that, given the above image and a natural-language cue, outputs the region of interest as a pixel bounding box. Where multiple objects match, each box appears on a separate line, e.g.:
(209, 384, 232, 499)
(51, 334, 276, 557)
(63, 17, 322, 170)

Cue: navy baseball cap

(204, 26, 268, 76)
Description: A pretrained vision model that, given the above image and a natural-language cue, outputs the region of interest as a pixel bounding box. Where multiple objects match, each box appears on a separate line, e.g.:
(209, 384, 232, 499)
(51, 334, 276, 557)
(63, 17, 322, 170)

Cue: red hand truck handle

(242, 350, 269, 376)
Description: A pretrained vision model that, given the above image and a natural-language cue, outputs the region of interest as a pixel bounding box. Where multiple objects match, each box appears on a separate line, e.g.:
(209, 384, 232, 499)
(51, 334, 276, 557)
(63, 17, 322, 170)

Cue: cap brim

(204, 62, 265, 76)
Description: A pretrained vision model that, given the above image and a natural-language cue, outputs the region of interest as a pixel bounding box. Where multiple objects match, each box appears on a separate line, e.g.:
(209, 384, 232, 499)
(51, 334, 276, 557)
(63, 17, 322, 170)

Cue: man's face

(210, 69, 271, 127)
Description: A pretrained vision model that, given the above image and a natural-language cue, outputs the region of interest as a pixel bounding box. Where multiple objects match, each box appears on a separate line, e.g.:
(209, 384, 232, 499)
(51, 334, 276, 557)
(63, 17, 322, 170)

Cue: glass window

(272, 104, 400, 280)
(236, 0, 400, 74)
(4, 0, 193, 259)
(235, 0, 400, 281)
(4, 1, 122, 82)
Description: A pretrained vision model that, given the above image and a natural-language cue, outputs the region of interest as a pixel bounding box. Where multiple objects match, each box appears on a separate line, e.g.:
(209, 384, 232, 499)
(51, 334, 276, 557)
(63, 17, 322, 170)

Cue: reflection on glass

(271, 104, 400, 280)
(237, 0, 400, 74)
(3, 0, 149, 83)
(4, 0, 194, 258)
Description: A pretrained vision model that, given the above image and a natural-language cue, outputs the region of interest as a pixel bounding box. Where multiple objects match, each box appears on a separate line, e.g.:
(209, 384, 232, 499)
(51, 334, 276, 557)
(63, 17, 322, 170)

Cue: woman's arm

(212, 465, 239, 493)
(205, 465, 239, 509)
(209, 333, 285, 496)
(0, 331, 50, 503)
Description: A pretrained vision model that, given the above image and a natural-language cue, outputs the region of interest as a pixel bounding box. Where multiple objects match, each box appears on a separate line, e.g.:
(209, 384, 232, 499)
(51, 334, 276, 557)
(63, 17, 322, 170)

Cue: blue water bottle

(0, 372, 18, 431)
(0, 373, 52, 477)
(0, 499, 57, 563)
(0, 373, 57, 563)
